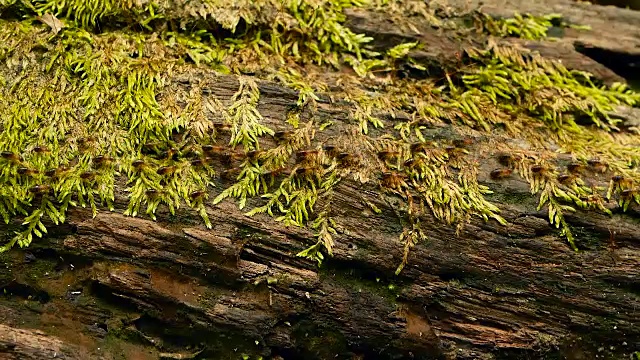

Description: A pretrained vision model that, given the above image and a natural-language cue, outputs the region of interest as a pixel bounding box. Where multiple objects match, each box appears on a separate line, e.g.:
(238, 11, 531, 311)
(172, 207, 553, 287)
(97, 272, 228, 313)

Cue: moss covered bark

(0, 0, 639, 359)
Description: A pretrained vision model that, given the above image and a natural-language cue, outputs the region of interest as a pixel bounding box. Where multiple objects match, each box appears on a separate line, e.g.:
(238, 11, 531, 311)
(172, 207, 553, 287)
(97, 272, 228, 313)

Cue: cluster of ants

(0, 125, 360, 203)
(120, 126, 364, 199)
(490, 153, 637, 199)
(132, 128, 477, 201)
(17, 127, 624, 209)
(373, 137, 474, 190)
(1, 144, 111, 196)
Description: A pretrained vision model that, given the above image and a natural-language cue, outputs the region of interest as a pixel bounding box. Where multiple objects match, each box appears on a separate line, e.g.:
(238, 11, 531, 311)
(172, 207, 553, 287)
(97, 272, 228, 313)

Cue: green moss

(1, 1, 640, 273)
(476, 12, 564, 40)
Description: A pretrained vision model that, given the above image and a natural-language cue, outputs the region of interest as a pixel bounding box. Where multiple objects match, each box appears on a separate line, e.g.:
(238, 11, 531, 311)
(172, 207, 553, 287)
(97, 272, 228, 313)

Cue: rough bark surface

(1, 0, 640, 359)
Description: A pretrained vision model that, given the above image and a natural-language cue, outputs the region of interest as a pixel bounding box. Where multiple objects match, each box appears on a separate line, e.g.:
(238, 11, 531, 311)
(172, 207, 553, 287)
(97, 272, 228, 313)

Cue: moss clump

(1, 1, 640, 272)
(475, 12, 564, 40)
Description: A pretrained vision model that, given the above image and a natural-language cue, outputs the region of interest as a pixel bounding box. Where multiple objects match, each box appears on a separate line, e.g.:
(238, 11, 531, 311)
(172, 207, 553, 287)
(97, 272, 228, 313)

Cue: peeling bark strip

(1, 0, 640, 359)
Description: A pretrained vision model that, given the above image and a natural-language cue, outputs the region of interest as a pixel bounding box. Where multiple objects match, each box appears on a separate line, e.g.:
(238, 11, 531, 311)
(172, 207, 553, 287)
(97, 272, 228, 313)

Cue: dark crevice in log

(89, 280, 142, 312)
(574, 41, 640, 90)
(583, 0, 640, 10)
(0, 281, 50, 303)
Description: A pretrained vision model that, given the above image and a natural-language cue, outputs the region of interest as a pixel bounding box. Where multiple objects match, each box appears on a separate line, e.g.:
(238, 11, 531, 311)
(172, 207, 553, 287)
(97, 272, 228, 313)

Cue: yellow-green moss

(1, 2, 640, 272)
(476, 12, 562, 40)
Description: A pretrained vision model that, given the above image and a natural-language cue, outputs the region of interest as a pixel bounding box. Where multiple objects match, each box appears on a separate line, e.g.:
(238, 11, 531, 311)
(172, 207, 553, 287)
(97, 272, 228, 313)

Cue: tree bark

(1, 1, 640, 360)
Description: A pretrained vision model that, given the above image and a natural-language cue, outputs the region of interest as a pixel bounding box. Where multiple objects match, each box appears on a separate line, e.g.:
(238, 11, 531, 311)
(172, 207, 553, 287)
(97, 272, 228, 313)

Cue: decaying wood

(1, 0, 640, 359)
(0, 323, 82, 359)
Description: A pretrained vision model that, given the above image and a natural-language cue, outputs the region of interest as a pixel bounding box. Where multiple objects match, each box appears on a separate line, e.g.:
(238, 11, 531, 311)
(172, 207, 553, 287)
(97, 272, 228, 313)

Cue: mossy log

(1, 0, 640, 359)
(1, 76, 639, 359)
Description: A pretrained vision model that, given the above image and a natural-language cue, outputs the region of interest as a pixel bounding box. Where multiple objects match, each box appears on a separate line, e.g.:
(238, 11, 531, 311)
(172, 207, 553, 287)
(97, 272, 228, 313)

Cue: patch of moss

(475, 12, 564, 40)
(1, 1, 640, 273)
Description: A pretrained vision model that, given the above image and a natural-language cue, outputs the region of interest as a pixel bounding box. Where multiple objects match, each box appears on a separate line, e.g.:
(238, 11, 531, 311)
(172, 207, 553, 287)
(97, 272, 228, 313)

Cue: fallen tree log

(1, 0, 640, 359)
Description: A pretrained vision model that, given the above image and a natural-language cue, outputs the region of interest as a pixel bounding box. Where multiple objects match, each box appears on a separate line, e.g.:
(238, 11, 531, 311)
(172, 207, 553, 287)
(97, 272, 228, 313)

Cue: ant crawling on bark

(490, 168, 512, 179)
